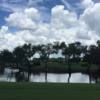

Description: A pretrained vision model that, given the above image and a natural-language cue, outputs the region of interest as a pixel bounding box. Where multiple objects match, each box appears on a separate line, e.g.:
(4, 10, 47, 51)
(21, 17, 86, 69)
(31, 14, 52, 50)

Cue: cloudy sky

(0, 0, 100, 50)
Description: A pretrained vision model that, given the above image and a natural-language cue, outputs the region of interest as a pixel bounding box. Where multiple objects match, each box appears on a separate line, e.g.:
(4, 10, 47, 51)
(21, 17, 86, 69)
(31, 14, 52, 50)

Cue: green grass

(32, 62, 98, 73)
(0, 83, 100, 100)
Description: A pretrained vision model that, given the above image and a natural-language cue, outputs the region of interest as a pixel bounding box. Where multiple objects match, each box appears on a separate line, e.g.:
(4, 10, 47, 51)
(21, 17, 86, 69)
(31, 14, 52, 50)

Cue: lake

(0, 68, 95, 83)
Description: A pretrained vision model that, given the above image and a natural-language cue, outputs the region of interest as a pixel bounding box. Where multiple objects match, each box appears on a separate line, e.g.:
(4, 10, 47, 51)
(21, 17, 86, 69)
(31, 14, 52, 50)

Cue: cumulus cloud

(5, 8, 40, 30)
(0, 26, 8, 38)
(80, 2, 100, 36)
(1, 2, 100, 50)
(0, 26, 25, 51)
(51, 5, 78, 28)
(5, 5, 80, 45)
(24, 8, 40, 20)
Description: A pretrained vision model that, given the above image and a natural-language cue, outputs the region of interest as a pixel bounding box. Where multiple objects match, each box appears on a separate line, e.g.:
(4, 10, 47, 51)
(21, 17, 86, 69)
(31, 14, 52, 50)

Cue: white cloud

(0, 26, 8, 35)
(2, 4, 100, 50)
(0, 26, 8, 42)
(81, 0, 94, 8)
(51, 5, 78, 29)
(0, 26, 25, 51)
(5, 6, 80, 45)
(15, 30, 47, 44)
(5, 7, 40, 30)
(81, 3, 100, 36)
(75, 21, 91, 40)
(24, 8, 40, 20)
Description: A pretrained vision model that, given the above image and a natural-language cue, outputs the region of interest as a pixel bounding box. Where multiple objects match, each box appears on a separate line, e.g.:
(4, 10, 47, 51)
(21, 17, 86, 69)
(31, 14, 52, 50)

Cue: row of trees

(0, 41, 100, 83)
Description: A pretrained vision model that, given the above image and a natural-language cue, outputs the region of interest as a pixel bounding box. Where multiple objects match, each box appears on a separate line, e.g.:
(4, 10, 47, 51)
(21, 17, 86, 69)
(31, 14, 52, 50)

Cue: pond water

(0, 68, 95, 83)
(30, 73, 95, 83)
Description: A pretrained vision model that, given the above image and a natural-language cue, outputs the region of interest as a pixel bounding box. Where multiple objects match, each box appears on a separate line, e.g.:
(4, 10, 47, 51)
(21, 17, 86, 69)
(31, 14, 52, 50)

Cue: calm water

(30, 73, 95, 83)
(0, 68, 95, 83)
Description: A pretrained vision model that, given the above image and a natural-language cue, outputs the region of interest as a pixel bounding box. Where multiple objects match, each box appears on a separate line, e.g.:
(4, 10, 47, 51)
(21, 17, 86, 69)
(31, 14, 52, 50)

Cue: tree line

(0, 40, 100, 83)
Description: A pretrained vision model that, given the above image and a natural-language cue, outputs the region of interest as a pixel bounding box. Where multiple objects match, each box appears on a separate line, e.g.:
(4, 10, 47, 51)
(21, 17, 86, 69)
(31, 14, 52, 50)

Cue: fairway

(0, 83, 100, 100)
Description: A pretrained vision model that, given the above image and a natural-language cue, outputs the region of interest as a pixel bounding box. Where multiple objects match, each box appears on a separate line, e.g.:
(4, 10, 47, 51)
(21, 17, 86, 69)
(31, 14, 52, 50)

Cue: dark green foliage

(0, 41, 100, 82)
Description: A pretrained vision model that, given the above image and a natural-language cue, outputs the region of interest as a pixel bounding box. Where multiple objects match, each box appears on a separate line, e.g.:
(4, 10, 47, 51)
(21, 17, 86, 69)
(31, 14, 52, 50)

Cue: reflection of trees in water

(2, 68, 99, 83)
(83, 69, 100, 84)
(4, 68, 17, 82)
(15, 71, 30, 82)
(91, 68, 100, 83)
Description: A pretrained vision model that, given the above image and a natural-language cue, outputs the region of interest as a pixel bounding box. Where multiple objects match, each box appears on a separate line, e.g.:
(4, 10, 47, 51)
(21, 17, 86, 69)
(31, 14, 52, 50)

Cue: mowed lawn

(0, 83, 100, 100)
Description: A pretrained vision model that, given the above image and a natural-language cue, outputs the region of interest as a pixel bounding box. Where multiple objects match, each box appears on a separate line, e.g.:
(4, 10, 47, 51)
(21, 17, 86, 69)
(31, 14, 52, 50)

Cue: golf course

(0, 83, 100, 100)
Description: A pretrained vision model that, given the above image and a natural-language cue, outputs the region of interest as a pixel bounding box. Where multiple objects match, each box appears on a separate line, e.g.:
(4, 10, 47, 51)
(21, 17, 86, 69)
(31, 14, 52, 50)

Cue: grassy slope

(0, 83, 100, 100)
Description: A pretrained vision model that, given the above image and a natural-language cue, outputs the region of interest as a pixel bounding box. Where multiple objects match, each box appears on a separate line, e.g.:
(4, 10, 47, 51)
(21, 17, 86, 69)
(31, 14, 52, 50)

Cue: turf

(0, 83, 100, 100)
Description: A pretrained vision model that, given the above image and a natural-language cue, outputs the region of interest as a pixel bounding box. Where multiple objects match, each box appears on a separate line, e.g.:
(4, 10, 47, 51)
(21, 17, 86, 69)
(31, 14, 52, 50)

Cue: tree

(0, 49, 14, 67)
(13, 44, 35, 82)
(53, 41, 60, 54)
(83, 43, 100, 83)
(0, 50, 14, 77)
(22, 44, 36, 80)
(59, 42, 66, 49)
(68, 42, 84, 63)
(60, 42, 72, 83)
(37, 43, 54, 82)
(62, 45, 72, 83)
(62, 42, 84, 83)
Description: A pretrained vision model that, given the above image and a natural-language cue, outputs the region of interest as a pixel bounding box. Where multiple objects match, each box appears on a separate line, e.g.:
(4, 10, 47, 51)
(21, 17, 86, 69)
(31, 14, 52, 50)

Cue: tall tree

(62, 42, 83, 83)
(13, 44, 35, 81)
(37, 43, 54, 82)
(83, 44, 99, 83)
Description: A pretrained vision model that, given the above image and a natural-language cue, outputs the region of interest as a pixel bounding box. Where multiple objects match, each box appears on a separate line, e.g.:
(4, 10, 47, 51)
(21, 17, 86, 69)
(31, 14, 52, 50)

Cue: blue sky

(0, 0, 95, 26)
(0, 0, 100, 25)
(0, 0, 100, 50)
(0, 0, 99, 27)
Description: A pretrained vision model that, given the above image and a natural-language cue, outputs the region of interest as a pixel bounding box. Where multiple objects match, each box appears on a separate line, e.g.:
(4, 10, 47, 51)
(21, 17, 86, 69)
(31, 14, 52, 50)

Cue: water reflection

(30, 73, 95, 83)
(0, 75, 15, 82)
(0, 68, 95, 83)
(70, 73, 95, 83)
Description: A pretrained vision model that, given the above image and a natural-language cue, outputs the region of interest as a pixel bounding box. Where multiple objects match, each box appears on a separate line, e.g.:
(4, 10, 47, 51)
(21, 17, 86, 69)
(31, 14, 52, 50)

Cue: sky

(0, 0, 100, 50)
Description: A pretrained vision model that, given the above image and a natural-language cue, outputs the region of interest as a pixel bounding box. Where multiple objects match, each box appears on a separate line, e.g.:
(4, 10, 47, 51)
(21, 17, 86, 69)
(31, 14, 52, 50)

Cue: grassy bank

(0, 83, 100, 100)
(32, 62, 98, 73)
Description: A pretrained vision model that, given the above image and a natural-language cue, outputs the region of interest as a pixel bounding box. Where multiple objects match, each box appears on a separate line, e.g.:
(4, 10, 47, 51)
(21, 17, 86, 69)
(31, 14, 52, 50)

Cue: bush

(80, 62, 89, 67)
